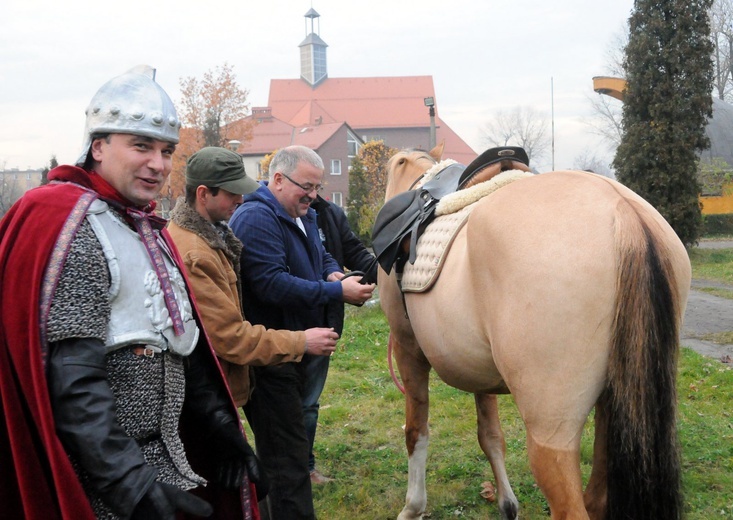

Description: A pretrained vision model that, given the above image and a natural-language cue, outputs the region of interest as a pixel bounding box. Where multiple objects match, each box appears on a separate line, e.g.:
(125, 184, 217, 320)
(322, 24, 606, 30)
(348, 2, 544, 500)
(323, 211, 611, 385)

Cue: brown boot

(309, 469, 334, 484)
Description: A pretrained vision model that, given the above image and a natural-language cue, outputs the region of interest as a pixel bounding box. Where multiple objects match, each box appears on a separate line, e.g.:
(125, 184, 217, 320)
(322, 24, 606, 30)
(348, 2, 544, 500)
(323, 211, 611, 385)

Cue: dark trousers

(302, 354, 330, 472)
(245, 363, 314, 520)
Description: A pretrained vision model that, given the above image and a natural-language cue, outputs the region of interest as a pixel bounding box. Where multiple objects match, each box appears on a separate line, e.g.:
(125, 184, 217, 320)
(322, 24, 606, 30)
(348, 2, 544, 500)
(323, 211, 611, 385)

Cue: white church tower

(299, 7, 328, 87)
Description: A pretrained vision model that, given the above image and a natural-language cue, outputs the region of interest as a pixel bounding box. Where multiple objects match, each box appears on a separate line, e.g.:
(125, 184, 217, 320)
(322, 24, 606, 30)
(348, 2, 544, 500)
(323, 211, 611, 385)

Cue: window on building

(332, 191, 343, 207)
(347, 135, 359, 157)
(300, 47, 313, 81)
(331, 159, 342, 175)
(313, 46, 327, 83)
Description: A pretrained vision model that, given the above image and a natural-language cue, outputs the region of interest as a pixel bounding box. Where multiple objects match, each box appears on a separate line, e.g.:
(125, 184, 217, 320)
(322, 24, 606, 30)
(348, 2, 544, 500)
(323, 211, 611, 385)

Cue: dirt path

(681, 279, 733, 363)
(680, 239, 733, 363)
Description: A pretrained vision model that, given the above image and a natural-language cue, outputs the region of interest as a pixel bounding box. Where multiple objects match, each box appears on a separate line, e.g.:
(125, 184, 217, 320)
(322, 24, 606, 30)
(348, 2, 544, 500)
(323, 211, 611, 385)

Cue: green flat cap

(186, 147, 260, 195)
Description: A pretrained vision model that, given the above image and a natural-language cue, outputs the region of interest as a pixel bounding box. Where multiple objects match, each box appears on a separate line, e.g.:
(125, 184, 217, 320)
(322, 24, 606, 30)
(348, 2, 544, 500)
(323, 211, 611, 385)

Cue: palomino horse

(377, 145, 691, 520)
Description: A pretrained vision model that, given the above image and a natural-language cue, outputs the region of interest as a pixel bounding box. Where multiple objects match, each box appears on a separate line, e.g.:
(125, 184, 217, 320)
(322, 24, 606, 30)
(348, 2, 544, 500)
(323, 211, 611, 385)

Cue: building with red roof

(239, 7, 477, 208)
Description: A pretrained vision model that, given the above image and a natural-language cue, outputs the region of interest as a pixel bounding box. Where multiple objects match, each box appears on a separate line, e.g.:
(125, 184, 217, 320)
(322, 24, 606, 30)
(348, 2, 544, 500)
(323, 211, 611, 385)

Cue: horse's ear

(429, 140, 445, 162)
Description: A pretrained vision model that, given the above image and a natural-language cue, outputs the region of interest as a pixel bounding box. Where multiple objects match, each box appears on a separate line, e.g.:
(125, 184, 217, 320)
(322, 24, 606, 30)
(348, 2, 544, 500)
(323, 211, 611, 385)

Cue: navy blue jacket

(229, 185, 342, 331)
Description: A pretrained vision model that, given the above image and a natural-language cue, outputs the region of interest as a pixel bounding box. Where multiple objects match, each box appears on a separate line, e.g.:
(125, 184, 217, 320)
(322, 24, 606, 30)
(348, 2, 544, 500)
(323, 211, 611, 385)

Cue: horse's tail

(604, 199, 683, 520)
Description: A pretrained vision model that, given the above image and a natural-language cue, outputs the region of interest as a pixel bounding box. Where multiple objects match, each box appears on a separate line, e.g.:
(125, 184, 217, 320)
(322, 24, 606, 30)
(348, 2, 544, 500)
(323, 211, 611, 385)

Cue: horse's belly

(406, 293, 508, 394)
(434, 357, 510, 394)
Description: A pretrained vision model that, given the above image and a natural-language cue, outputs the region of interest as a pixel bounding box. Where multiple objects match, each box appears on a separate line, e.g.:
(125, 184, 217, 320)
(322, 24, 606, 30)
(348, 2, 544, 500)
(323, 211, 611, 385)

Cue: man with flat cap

(167, 147, 338, 419)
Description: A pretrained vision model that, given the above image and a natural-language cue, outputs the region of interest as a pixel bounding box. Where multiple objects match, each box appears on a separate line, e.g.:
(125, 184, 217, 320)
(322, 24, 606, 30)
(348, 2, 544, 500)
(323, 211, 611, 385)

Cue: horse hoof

(499, 498, 519, 520)
(397, 510, 424, 520)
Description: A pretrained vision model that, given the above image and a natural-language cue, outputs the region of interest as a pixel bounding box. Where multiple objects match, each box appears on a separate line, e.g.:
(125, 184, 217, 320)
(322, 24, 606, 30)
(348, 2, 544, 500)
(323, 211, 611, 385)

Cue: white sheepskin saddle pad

(401, 170, 533, 293)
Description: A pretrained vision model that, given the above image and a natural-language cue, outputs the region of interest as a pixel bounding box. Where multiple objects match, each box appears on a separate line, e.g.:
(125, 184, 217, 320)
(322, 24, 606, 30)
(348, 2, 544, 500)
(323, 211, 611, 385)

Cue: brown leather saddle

(372, 146, 529, 275)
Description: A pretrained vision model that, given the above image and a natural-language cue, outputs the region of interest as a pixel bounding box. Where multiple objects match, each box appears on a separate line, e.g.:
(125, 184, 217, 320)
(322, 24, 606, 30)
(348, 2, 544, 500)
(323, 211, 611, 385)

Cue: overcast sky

(1, 0, 633, 173)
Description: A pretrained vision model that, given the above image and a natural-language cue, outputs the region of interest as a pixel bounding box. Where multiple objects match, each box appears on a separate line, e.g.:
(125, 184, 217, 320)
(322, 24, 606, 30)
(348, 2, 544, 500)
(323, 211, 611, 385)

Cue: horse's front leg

(394, 333, 432, 520)
(475, 393, 519, 520)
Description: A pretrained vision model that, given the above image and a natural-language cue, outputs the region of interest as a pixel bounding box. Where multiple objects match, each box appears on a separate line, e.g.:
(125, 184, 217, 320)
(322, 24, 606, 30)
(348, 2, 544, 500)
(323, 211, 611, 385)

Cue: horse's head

(385, 143, 443, 201)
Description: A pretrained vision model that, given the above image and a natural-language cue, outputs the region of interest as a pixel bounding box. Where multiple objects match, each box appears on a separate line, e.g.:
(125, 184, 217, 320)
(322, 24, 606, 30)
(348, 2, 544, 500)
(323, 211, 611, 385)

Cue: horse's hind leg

(475, 393, 518, 520)
(583, 401, 608, 520)
(395, 337, 432, 520)
(526, 434, 589, 520)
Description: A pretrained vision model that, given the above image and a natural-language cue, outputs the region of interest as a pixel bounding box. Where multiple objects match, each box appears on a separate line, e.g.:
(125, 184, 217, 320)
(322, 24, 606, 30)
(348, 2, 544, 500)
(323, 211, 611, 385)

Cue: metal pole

(551, 77, 555, 171)
(429, 106, 436, 150)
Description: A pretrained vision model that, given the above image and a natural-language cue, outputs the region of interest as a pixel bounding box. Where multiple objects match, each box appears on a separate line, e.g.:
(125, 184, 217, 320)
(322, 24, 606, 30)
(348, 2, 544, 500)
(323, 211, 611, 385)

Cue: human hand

(131, 481, 212, 519)
(304, 327, 339, 356)
(213, 423, 269, 499)
(327, 271, 344, 282)
(340, 274, 375, 306)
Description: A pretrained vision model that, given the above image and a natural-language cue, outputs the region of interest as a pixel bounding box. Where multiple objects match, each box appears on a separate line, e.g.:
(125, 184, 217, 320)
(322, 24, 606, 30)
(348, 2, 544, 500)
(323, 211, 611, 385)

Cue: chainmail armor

(46, 219, 109, 343)
(47, 207, 205, 518)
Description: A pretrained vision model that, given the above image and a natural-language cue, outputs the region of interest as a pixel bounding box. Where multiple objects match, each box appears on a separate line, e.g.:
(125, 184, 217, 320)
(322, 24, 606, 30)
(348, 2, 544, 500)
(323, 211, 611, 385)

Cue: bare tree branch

(584, 93, 624, 149)
(572, 149, 614, 178)
(480, 106, 550, 164)
(711, 0, 733, 101)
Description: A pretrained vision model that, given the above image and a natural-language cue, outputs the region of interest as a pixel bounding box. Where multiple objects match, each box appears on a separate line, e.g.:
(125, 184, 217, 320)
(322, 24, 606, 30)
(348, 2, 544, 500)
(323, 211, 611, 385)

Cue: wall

(701, 183, 733, 215)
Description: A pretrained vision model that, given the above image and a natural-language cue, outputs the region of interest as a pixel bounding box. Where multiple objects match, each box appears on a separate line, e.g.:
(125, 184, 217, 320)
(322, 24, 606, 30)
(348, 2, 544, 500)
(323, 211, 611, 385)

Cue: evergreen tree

(41, 155, 58, 186)
(613, 0, 714, 246)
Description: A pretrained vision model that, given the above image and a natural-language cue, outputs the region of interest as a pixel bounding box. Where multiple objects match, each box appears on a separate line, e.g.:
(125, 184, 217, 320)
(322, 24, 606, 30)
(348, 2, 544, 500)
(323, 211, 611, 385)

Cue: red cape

(0, 180, 97, 518)
(0, 169, 258, 519)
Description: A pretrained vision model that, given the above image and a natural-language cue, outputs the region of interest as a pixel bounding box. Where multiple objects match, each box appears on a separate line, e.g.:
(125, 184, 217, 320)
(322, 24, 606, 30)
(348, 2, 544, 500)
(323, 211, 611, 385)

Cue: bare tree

(0, 172, 22, 218)
(584, 93, 624, 149)
(585, 22, 628, 156)
(711, 0, 733, 101)
(480, 106, 550, 164)
(604, 23, 629, 78)
(572, 149, 614, 178)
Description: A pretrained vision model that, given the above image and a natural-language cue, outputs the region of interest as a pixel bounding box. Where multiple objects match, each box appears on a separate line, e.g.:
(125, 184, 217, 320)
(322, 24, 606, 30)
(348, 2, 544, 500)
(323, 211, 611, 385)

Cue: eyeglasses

(279, 172, 323, 194)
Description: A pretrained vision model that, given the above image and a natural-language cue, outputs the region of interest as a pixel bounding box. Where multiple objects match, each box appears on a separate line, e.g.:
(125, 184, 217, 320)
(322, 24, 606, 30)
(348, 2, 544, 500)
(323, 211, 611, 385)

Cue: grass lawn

(303, 304, 733, 519)
(689, 247, 733, 286)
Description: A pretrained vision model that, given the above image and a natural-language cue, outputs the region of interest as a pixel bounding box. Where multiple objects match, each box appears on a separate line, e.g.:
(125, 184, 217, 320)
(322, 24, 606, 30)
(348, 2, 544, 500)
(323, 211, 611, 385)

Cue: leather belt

(131, 345, 163, 357)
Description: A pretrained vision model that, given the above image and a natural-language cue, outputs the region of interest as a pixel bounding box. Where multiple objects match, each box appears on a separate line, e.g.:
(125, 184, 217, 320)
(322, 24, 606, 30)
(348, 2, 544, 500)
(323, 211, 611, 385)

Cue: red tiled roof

(291, 121, 344, 149)
(269, 76, 437, 128)
(267, 75, 477, 163)
(434, 122, 479, 166)
(238, 116, 293, 155)
(239, 114, 346, 156)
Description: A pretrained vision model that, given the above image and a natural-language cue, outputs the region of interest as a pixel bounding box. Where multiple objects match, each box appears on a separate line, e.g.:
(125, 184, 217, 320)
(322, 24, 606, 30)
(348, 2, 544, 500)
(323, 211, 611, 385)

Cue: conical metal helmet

(75, 65, 181, 165)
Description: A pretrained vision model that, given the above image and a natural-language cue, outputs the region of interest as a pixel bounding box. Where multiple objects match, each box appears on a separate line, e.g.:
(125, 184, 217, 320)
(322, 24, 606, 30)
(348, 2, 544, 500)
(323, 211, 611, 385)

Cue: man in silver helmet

(0, 66, 260, 519)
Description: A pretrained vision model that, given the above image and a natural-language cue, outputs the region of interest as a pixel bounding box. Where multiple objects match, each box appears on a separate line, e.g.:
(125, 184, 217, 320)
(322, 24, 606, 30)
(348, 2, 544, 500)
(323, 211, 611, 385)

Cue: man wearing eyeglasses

(229, 146, 374, 519)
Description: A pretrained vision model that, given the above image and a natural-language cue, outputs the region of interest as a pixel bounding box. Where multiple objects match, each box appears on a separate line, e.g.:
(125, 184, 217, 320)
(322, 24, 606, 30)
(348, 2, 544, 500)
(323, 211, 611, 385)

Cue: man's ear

(271, 172, 282, 189)
(90, 137, 105, 162)
(195, 185, 210, 202)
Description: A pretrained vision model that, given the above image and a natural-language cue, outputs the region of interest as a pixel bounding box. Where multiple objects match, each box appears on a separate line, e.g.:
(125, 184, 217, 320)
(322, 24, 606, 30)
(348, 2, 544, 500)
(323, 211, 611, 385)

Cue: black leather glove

(131, 481, 212, 519)
(183, 343, 269, 498)
(213, 419, 269, 499)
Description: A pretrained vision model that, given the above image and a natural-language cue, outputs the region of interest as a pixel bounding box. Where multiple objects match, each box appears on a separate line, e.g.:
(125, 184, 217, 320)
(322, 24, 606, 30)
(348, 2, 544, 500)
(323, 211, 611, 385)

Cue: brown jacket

(167, 199, 305, 406)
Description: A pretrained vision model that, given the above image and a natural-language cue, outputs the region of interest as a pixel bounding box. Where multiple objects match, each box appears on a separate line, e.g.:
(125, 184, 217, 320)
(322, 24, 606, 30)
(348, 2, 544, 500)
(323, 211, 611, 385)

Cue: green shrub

(703, 213, 733, 236)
